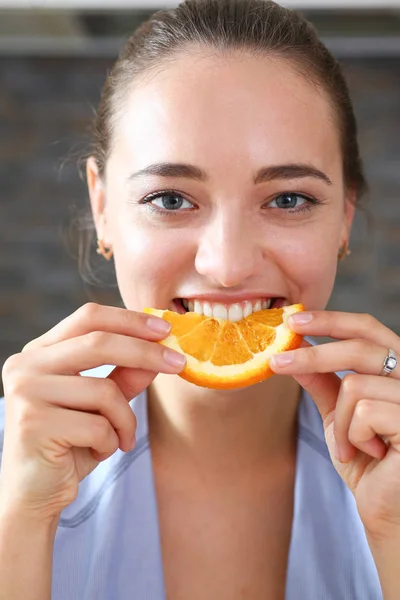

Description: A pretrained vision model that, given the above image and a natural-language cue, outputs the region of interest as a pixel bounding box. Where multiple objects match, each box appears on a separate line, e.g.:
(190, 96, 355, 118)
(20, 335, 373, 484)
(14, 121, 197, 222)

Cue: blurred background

(1, 0, 400, 394)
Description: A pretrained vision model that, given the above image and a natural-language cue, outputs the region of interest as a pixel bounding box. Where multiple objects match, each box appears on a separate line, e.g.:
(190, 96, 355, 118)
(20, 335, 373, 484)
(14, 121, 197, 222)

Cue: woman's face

(89, 51, 355, 316)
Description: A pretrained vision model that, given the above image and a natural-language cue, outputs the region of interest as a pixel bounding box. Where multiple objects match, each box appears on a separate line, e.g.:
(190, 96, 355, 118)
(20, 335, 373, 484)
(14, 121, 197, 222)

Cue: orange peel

(144, 304, 305, 390)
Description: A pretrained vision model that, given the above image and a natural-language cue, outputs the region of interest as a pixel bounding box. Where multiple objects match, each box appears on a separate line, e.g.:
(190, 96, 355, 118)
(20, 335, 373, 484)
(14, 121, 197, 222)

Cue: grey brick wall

(1, 55, 400, 395)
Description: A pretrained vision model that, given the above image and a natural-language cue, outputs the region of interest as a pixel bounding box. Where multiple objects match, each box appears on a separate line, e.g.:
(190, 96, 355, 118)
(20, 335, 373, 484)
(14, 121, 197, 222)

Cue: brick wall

(1, 55, 400, 394)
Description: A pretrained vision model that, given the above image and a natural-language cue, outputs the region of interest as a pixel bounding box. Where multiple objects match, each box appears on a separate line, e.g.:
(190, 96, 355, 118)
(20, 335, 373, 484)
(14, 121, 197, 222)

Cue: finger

(348, 399, 400, 459)
(25, 332, 186, 376)
(334, 374, 400, 462)
(292, 371, 341, 426)
(288, 310, 400, 355)
(283, 339, 341, 424)
(29, 409, 121, 460)
(22, 303, 172, 351)
(30, 375, 137, 452)
(270, 339, 400, 380)
(107, 367, 158, 403)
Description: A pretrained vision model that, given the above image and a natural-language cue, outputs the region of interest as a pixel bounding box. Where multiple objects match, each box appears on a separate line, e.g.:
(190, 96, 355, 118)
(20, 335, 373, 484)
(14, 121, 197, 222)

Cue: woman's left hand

(269, 310, 400, 543)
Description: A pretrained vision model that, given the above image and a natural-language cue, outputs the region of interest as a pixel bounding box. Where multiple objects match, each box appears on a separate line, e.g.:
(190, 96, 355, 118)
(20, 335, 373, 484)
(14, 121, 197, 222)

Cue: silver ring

(380, 349, 398, 377)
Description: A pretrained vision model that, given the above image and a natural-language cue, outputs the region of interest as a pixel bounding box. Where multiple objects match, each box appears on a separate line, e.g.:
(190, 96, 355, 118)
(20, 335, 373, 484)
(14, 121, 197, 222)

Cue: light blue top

(0, 365, 383, 599)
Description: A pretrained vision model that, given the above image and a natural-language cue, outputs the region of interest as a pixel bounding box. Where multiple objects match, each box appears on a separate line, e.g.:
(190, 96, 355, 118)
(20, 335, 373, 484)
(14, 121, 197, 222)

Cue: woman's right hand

(0, 303, 186, 521)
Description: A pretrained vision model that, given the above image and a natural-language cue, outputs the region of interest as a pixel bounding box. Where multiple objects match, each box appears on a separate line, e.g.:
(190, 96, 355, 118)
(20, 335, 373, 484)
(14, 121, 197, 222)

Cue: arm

(0, 303, 183, 599)
(367, 533, 400, 600)
(0, 502, 58, 600)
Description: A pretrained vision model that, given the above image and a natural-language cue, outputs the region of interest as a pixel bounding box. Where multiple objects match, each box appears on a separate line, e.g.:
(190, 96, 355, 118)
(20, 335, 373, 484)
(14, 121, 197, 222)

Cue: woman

(0, 0, 399, 598)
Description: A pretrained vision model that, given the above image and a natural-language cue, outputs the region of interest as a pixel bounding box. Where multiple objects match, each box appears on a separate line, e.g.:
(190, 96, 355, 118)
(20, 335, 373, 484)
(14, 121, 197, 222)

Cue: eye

(269, 193, 310, 210)
(144, 191, 195, 212)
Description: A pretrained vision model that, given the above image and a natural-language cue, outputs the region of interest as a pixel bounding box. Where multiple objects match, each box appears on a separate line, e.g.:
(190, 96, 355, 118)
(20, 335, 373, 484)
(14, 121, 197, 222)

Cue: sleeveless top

(0, 365, 383, 599)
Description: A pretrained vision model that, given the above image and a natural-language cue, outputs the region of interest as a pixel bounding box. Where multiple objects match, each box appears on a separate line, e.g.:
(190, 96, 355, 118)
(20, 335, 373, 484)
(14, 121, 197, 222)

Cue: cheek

(111, 218, 193, 310)
(282, 225, 339, 310)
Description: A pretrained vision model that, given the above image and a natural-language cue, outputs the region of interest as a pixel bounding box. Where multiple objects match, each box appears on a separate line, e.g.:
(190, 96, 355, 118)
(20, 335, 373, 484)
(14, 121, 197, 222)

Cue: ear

(86, 156, 112, 245)
(340, 189, 357, 246)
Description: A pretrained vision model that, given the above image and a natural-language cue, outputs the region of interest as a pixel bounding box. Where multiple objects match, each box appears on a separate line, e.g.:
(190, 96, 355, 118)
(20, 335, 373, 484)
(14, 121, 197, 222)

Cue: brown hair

(78, 0, 367, 283)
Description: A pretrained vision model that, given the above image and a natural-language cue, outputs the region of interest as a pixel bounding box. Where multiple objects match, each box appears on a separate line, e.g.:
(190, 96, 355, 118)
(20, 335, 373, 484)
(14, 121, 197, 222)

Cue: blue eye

(270, 193, 309, 210)
(145, 191, 194, 212)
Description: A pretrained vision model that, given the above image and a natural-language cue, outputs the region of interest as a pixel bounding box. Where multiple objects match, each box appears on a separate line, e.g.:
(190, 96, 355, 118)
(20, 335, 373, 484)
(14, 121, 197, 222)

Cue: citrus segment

(144, 304, 305, 390)
(237, 320, 276, 353)
(162, 310, 204, 335)
(179, 319, 220, 362)
(210, 321, 253, 366)
(246, 308, 284, 327)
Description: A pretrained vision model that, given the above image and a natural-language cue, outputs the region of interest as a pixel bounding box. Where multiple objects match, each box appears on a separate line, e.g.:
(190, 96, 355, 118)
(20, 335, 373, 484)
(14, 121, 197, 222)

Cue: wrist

(0, 495, 60, 536)
(0, 495, 57, 600)
(367, 529, 400, 600)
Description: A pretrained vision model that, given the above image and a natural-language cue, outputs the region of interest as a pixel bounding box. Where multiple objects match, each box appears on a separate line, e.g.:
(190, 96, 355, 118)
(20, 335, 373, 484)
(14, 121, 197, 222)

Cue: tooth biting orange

(144, 304, 305, 390)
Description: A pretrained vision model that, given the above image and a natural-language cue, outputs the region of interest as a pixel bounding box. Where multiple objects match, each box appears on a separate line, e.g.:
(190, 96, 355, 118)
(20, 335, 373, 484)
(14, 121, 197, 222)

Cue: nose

(194, 212, 264, 288)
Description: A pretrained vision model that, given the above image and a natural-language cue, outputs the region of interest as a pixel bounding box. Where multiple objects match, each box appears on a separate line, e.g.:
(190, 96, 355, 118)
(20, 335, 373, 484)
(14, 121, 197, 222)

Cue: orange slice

(144, 304, 305, 390)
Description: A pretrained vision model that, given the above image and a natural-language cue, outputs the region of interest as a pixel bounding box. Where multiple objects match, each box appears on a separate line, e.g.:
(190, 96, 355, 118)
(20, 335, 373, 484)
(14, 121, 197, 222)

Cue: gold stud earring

(96, 239, 113, 261)
(338, 242, 351, 261)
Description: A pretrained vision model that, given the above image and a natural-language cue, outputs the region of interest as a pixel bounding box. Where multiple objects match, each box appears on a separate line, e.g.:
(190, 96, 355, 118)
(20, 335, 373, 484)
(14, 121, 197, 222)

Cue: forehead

(111, 51, 341, 178)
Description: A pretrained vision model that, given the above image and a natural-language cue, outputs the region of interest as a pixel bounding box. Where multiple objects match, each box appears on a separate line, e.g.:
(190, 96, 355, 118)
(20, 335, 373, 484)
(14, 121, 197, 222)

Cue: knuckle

(341, 373, 359, 397)
(352, 339, 373, 357)
(2, 362, 34, 401)
(13, 399, 40, 438)
(99, 378, 119, 406)
(307, 344, 319, 363)
(77, 302, 101, 322)
(4, 378, 25, 400)
(92, 416, 119, 454)
(21, 339, 37, 353)
(2, 353, 22, 380)
(84, 330, 108, 350)
(354, 399, 373, 420)
(361, 313, 378, 330)
(92, 415, 112, 442)
(119, 307, 136, 328)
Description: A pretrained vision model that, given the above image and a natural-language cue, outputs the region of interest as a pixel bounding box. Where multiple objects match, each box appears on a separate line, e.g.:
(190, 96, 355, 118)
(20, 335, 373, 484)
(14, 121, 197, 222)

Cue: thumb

(293, 371, 341, 430)
(108, 366, 158, 401)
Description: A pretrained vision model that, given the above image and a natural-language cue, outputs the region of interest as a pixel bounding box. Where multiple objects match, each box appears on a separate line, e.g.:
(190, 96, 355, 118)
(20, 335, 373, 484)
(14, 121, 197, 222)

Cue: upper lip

(177, 293, 282, 303)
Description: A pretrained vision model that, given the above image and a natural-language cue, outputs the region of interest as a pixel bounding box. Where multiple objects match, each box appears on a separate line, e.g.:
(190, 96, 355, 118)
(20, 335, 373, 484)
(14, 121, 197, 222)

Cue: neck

(148, 374, 301, 472)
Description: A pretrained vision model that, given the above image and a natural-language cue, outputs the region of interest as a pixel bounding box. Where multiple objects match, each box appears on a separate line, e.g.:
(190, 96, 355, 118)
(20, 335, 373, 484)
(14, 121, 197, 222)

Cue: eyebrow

(128, 162, 332, 186)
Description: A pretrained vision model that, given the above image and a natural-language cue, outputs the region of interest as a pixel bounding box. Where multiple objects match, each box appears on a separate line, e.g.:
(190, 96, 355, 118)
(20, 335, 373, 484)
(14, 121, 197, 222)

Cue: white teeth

(243, 301, 253, 318)
(203, 301, 213, 318)
(264, 299, 272, 309)
(228, 303, 243, 323)
(194, 300, 203, 315)
(181, 297, 274, 321)
(213, 304, 228, 320)
(253, 300, 262, 313)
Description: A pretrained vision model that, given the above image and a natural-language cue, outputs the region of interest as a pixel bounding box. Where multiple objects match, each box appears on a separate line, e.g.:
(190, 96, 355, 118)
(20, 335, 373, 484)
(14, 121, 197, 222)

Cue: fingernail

(270, 351, 294, 368)
(163, 348, 187, 369)
(130, 435, 136, 451)
(289, 312, 313, 326)
(146, 317, 172, 335)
